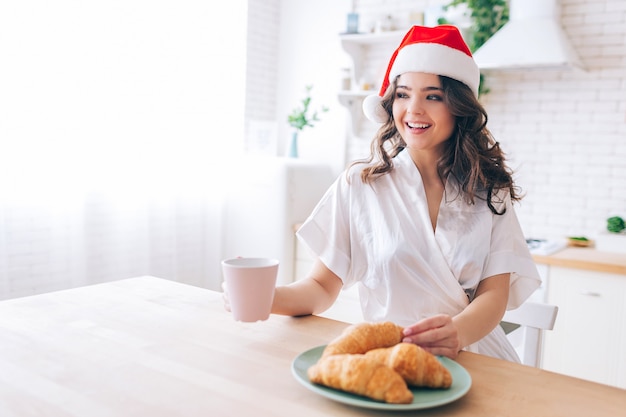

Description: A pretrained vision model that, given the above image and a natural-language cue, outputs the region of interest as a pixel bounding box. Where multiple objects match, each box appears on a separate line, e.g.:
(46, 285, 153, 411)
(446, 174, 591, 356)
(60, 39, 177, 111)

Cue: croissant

(307, 354, 413, 404)
(364, 343, 452, 389)
(321, 321, 404, 358)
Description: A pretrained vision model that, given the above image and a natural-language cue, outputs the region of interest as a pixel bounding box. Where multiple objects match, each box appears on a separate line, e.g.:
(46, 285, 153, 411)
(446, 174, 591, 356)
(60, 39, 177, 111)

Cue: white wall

(246, 0, 354, 176)
(245, 0, 281, 141)
(274, 0, 352, 175)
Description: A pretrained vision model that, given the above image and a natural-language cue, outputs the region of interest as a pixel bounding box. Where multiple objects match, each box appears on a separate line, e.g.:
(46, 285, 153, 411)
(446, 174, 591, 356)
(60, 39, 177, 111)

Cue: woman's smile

(405, 121, 432, 131)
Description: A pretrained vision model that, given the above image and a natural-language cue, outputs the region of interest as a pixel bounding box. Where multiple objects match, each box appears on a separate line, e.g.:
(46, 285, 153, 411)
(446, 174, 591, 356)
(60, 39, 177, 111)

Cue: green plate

(291, 345, 472, 411)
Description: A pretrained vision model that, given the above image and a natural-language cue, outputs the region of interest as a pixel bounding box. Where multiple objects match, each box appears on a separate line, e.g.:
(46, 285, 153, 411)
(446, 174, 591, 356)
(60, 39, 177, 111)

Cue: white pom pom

(362, 94, 388, 123)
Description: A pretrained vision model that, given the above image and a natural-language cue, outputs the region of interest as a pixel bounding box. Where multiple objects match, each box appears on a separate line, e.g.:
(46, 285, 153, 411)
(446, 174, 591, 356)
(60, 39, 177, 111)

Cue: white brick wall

(482, 0, 626, 239)
(245, 0, 281, 124)
(346, 0, 626, 241)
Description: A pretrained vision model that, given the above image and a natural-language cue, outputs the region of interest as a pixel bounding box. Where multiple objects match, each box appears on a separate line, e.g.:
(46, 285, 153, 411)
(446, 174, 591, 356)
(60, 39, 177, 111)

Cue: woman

(227, 25, 541, 362)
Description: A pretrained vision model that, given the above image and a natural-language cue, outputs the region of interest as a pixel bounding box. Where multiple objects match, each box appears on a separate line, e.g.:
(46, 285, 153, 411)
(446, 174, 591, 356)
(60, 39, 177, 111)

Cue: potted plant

(607, 216, 626, 233)
(286, 85, 328, 158)
(596, 215, 626, 254)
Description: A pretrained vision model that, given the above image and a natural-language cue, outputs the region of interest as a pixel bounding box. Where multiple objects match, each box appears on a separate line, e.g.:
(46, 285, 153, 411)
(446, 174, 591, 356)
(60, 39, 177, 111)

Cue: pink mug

(222, 257, 279, 322)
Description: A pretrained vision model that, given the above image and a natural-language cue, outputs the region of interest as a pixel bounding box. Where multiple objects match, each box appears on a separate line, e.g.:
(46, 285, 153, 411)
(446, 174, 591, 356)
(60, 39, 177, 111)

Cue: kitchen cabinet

(542, 265, 626, 388)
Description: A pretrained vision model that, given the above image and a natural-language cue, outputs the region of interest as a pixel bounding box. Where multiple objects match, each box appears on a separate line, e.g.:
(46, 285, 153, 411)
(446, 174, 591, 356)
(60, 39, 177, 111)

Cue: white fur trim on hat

(363, 94, 388, 124)
(390, 43, 479, 96)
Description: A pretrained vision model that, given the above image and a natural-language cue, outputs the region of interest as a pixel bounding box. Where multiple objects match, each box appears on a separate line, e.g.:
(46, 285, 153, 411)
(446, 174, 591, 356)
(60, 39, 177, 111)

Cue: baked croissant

(321, 321, 404, 358)
(364, 343, 452, 388)
(307, 354, 413, 404)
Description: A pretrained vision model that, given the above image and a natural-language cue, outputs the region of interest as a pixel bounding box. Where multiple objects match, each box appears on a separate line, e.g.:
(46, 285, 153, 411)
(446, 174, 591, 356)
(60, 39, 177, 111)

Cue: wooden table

(0, 276, 624, 416)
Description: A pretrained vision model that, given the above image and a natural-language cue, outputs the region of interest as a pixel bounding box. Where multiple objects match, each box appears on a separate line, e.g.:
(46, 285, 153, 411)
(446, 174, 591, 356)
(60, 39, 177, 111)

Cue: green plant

(287, 85, 328, 131)
(446, 0, 509, 52)
(441, 0, 509, 96)
(607, 216, 625, 233)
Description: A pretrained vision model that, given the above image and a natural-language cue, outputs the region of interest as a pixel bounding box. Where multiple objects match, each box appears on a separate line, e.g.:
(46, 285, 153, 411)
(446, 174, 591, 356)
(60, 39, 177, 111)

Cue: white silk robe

(297, 150, 541, 361)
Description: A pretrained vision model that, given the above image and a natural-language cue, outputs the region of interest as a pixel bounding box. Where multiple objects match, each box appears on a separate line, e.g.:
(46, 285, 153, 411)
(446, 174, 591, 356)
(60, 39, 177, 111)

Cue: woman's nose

(407, 98, 424, 114)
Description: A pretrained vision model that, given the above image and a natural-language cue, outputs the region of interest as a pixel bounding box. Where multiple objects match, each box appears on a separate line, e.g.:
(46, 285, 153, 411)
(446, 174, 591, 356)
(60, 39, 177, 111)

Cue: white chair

(501, 302, 559, 368)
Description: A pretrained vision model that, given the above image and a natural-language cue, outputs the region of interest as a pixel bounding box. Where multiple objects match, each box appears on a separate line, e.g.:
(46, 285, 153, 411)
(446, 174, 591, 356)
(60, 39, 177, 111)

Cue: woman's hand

(222, 258, 342, 317)
(402, 274, 511, 359)
(401, 314, 462, 359)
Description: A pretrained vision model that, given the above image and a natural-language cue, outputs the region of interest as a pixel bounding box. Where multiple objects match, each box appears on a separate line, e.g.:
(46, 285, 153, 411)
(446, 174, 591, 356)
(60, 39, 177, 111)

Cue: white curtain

(0, 0, 247, 299)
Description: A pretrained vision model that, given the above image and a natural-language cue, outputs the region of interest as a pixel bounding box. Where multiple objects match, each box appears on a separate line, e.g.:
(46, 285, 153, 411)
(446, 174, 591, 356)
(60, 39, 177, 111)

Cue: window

(0, 0, 248, 297)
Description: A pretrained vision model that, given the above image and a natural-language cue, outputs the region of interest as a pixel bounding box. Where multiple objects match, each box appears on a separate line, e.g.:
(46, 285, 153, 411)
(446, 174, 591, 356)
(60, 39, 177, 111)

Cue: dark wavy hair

(352, 75, 521, 215)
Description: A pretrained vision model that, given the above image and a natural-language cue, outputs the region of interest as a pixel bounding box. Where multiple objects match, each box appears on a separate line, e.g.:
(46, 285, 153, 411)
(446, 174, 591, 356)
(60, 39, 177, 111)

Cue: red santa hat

(363, 25, 480, 123)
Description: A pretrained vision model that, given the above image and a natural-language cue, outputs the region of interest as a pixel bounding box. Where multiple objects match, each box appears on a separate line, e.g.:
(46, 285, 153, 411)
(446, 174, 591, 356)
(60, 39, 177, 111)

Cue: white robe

(297, 150, 541, 362)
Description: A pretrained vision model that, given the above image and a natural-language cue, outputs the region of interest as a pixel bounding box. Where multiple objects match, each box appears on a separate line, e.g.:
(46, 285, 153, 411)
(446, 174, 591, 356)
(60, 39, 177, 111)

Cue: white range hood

(472, 0, 584, 70)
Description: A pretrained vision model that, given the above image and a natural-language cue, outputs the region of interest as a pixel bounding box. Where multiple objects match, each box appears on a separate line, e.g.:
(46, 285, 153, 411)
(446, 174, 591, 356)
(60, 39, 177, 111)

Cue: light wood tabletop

(0, 276, 624, 416)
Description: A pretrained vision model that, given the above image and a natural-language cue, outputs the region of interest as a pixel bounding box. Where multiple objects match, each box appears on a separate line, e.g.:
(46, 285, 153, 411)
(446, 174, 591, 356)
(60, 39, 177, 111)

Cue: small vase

(288, 131, 299, 158)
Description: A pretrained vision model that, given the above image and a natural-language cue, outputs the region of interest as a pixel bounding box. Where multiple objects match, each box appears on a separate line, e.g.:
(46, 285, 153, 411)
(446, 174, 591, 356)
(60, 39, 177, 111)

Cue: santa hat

(363, 25, 480, 123)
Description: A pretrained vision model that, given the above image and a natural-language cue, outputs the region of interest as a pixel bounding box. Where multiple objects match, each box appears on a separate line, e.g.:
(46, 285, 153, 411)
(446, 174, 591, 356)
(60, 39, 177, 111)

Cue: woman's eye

(427, 94, 443, 101)
(396, 92, 409, 99)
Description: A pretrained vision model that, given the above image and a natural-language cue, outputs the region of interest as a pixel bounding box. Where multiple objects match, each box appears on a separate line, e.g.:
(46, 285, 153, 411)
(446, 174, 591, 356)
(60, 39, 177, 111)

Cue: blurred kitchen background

(0, 0, 624, 299)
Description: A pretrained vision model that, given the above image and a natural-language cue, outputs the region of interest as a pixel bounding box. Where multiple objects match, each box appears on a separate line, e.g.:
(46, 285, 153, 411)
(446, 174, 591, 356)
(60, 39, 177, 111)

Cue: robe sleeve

(482, 192, 542, 310)
(296, 172, 353, 284)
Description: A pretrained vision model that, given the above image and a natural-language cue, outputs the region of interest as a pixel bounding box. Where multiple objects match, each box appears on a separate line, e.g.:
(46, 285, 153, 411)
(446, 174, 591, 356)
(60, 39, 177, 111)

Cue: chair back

(501, 302, 558, 367)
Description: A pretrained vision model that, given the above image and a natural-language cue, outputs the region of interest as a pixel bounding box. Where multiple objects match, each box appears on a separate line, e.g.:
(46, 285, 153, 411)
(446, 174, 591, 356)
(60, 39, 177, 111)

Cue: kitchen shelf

(339, 30, 404, 88)
(339, 30, 406, 45)
(337, 89, 371, 106)
(337, 90, 373, 134)
(338, 30, 406, 142)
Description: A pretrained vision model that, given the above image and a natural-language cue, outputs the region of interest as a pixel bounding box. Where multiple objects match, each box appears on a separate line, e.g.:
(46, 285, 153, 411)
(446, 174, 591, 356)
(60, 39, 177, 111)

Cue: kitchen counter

(532, 247, 626, 276)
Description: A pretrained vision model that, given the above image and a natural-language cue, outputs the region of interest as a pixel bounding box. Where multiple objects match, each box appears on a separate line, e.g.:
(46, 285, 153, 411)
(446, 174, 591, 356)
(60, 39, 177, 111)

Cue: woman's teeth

(407, 122, 429, 129)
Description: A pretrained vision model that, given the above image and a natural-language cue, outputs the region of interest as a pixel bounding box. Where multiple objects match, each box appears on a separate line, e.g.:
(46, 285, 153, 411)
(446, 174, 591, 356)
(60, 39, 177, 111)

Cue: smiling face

(392, 72, 455, 159)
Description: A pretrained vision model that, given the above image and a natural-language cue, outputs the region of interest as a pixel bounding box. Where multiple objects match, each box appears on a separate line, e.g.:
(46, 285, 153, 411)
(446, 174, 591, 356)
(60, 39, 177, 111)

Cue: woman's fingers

(402, 314, 461, 358)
